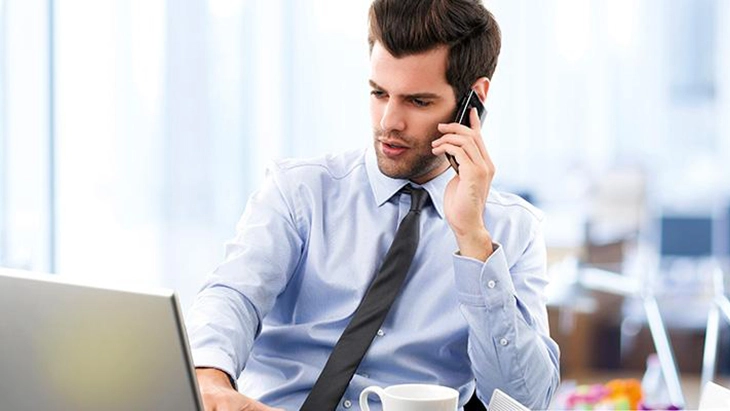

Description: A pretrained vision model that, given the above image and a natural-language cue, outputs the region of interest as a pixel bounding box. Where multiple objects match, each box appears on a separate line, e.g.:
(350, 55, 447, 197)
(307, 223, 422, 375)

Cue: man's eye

(370, 90, 386, 98)
(411, 98, 432, 108)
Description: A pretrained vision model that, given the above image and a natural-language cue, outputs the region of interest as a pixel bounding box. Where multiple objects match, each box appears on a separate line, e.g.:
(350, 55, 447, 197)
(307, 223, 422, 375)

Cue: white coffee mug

(359, 383, 459, 411)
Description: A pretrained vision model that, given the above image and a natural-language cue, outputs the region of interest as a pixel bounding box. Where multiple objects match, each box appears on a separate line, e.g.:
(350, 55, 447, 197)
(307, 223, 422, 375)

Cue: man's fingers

(438, 107, 482, 133)
(437, 122, 471, 135)
(433, 143, 482, 177)
(437, 111, 488, 161)
(432, 134, 485, 168)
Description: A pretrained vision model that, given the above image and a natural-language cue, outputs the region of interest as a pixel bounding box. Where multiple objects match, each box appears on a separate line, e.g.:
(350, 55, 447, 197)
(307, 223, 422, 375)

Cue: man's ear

(471, 77, 491, 102)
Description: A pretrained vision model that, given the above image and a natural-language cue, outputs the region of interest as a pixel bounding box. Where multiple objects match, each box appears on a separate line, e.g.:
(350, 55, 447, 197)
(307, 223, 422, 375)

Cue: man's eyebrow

(368, 80, 441, 100)
(369, 80, 383, 90)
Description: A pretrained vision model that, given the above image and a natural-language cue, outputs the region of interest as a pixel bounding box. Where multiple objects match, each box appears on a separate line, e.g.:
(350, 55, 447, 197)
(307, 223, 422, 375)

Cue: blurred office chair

(622, 210, 730, 407)
(577, 168, 647, 329)
(583, 168, 646, 323)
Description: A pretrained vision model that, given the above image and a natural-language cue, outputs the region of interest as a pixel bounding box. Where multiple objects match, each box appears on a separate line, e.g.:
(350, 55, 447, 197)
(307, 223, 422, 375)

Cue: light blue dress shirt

(186, 148, 560, 410)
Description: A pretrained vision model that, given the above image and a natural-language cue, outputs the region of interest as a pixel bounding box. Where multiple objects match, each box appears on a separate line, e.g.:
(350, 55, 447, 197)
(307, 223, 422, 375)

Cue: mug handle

(359, 386, 385, 411)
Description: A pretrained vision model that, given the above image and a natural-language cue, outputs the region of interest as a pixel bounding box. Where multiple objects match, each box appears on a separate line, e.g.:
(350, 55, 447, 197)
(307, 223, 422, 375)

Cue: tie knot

(402, 185, 429, 212)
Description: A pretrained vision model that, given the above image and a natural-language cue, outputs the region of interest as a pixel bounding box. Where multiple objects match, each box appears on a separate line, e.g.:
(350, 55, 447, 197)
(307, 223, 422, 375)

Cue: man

(187, 1, 560, 410)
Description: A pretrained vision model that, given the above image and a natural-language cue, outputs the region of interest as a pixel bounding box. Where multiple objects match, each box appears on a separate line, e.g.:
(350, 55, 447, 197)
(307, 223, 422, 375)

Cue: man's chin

(375, 160, 408, 180)
(375, 153, 444, 181)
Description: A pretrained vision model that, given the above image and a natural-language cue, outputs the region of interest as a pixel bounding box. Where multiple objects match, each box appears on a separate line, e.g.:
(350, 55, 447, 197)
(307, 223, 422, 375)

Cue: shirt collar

(365, 147, 453, 219)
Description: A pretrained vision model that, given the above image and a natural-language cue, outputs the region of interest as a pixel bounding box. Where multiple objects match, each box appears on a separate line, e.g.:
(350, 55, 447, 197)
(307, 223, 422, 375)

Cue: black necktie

(301, 186, 429, 411)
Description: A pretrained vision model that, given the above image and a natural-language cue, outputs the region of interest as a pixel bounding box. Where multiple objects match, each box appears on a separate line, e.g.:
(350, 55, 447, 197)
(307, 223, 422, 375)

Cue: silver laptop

(0, 267, 203, 411)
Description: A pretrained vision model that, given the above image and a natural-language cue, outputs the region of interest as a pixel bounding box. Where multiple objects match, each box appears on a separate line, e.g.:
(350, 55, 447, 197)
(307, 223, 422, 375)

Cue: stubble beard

(373, 128, 445, 181)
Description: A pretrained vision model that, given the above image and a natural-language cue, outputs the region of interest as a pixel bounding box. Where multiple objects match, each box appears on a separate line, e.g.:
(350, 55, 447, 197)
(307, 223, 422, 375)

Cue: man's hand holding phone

(432, 105, 495, 262)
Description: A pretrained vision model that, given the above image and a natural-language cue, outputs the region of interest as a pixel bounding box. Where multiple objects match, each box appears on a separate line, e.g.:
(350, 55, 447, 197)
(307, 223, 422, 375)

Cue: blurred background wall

(2, 0, 730, 381)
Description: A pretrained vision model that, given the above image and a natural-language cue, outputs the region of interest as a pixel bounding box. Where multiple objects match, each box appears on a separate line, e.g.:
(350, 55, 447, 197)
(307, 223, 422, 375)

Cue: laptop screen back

(0, 268, 203, 411)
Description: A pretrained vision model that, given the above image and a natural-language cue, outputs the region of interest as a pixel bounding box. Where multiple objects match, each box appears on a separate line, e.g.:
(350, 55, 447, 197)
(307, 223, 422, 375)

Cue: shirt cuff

(191, 348, 239, 390)
(452, 242, 517, 309)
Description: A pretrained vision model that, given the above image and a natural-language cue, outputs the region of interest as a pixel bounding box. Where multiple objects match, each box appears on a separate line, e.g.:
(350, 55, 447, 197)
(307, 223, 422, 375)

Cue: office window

(54, 0, 168, 287)
(0, 0, 5, 267)
(49, 0, 373, 309)
(668, 0, 717, 103)
(2, 0, 729, 308)
(0, 0, 52, 272)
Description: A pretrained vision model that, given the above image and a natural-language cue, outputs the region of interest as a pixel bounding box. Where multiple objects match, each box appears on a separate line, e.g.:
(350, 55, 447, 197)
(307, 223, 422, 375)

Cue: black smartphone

(446, 89, 486, 173)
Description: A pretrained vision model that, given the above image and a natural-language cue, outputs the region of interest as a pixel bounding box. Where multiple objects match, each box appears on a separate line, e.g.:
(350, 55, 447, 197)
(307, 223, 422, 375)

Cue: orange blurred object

(605, 378, 643, 410)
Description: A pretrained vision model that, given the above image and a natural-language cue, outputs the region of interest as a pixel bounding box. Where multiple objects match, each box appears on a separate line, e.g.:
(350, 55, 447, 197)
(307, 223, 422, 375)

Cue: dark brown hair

(368, 0, 501, 100)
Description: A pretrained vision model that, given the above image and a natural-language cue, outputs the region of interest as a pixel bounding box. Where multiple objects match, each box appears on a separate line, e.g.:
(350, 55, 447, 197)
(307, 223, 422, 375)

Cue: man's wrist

(455, 229, 494, 262)
(196, 367, 236, 390)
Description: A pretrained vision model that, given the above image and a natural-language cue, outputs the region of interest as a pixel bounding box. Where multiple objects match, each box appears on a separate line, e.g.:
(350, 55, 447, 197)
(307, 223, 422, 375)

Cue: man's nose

(380, 100, 406, 132)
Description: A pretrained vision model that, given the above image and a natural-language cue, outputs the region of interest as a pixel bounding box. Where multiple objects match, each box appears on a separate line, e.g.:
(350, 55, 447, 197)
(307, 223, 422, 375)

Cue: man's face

(369, 42, 457, 184)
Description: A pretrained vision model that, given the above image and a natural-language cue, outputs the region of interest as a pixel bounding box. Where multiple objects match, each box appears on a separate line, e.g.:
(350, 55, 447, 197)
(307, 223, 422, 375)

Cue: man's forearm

(452, 240, 559, 409)
(462, 302, 560, 409)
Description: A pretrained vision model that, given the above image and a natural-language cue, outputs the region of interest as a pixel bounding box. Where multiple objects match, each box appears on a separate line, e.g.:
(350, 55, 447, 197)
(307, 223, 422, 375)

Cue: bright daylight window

(0, 0, 52, 272)
(1, 0, 729, 311)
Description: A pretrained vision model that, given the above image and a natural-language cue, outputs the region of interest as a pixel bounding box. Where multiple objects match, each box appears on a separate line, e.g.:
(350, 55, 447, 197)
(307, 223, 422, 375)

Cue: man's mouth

(383, 142, 406, 149)
(380, 141, 409, 157)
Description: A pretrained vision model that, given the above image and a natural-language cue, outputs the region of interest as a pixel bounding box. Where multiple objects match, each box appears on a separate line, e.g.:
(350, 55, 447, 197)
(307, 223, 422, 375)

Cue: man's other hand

(196, 368, 285, 411)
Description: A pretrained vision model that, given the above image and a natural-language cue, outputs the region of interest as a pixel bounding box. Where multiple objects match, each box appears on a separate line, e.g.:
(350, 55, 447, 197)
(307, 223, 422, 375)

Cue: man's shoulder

(270, 148, 367, 182)
(487, 189, 544, 224)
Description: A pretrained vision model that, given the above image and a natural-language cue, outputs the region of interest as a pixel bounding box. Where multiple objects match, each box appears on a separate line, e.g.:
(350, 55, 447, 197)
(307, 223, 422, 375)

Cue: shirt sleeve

(452, 221, 560, 410)
(185, 163, 305, 383)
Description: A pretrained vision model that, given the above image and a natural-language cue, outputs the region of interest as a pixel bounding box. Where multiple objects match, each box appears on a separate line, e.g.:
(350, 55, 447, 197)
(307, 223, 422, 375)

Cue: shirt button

(500, 338, 509, 346)
(377, 329, 385, 337)
(487, 280, 496, 289)
(343, 399, 352, 408)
